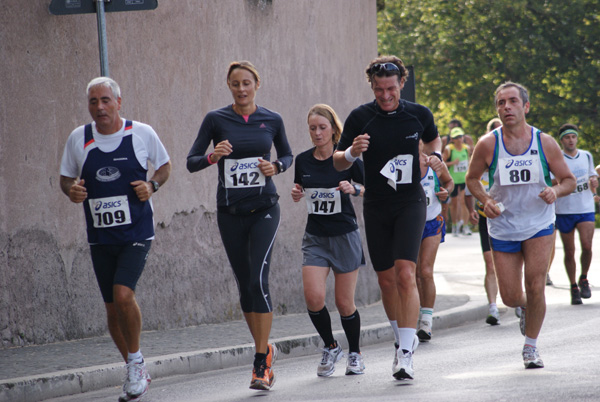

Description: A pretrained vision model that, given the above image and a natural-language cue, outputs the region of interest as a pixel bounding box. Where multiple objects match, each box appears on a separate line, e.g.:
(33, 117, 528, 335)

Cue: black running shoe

(579, 278, 592, 299)
(571, 286, 583, 305)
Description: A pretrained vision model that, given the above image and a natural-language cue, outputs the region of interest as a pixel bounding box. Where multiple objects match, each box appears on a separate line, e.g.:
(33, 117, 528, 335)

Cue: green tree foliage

(378, 0, 599, 159)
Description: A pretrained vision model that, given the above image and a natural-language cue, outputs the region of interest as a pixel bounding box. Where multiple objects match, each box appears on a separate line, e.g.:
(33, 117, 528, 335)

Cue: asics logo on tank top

(95, 166, 121, 182)
(504, 159, 533, 169)
(260, 123, 267, 128)
(406, 132, 419, 140)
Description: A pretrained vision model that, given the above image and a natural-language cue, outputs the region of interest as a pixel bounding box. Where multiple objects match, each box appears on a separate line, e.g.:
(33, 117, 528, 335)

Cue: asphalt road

(45, 231, 600, 402)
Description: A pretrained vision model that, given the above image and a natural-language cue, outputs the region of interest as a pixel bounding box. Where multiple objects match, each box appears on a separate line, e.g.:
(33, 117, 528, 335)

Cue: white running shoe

(522, 345, 544, 369)
(462, 225, 472, 235)
(119, 360, 150, 402)
(393, 335, 419, 380)
(519, 307, 527, 336)
(317, 343, 344, 377)
(417, 320, 432, 342)
(391, 342, 399, 373)
(345, 352, 365, 375)
(456, 220, 464, 235)
(486, 309, 500, 326)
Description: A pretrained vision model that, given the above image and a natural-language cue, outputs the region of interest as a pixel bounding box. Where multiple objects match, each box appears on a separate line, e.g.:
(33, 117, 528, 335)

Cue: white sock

(524, 337, 537, 348)
(389, 320, 400, 345)
(398, 328, 416, 352)
(127, 350, 143, 363)
(419, 307, 433, 325)
(489, 303, 498, 313)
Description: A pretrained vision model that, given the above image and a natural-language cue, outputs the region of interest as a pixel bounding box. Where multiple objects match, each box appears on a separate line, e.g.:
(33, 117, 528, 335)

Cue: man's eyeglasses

(369, 62, 400, 75)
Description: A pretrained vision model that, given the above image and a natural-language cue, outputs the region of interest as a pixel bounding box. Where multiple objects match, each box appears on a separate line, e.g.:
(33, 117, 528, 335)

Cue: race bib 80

(498, 156, 539, 186)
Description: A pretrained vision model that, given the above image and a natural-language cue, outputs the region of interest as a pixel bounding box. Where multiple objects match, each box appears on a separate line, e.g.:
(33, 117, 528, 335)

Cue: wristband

(207, 153, 217, 165)
(431, 151, 443, 161)
(344, 147, 358, 163)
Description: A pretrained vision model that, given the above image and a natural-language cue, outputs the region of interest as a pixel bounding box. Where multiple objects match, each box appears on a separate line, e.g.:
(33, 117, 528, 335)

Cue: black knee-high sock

(341, 309, 361, 353)
(308, 306, 335, 348)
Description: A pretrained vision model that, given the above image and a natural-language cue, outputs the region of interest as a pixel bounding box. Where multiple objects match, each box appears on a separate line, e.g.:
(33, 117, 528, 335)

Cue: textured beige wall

(0, 0, 379, 346)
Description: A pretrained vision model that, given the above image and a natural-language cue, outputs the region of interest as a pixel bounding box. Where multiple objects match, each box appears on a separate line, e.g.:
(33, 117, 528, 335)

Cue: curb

(0, 295, 489, 402)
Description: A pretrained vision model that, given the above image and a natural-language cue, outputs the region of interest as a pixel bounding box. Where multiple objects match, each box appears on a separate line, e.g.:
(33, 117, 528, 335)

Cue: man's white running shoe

(119, 360, 150, 402)
(519, 307, 527, 336)
(345, 352, 365, 375)
(393, 335, 419, 380)
(462, 225, 472, 235)
(391, 342, 399, 373)
(417, 320, 432, 341)
(522, 345, 544, 369)
(317, 343, 344, 377)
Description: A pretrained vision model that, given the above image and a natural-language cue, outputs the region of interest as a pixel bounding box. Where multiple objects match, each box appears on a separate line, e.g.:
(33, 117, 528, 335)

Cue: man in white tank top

(554, 124, 598, 305)
(466, 82, 576, 370)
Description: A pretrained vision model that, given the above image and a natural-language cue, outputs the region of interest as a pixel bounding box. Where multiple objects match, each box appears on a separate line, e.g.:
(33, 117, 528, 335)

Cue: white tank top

(555, 150, 597, 214)
(487, 127, 554, 241)
(420, 166, 442, 221)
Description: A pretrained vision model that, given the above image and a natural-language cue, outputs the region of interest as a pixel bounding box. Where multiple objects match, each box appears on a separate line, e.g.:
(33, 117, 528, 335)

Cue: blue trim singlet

(80, 121, 154, 244)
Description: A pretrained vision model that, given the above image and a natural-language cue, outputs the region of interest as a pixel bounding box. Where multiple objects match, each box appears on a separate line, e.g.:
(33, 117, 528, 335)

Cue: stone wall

(0, 0, 379, 347)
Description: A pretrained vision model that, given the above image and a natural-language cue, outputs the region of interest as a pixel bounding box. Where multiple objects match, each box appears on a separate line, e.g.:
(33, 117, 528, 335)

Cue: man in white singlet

(466, 82, 575, 370)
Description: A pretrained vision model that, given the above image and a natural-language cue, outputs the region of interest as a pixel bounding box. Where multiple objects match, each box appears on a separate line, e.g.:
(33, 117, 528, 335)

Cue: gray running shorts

(301, 229, 365, 274)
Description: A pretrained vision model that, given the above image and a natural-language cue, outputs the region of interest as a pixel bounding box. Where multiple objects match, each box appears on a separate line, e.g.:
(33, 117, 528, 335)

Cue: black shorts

(90, 240, 151, 303)
(478, 215, 491, 253)
(450, 183, 465, 198)
(363, 191, 426, 270)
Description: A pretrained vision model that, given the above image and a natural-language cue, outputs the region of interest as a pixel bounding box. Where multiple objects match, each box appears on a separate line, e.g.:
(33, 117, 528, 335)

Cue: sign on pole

(49, 0, 158, 77)
(49, 0, 158, 15)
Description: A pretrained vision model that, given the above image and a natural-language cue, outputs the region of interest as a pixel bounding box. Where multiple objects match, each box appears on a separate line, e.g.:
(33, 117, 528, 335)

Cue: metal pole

(95, 0, 110, 77)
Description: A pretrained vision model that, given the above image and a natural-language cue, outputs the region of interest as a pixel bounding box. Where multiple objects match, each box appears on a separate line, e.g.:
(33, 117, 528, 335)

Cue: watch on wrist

(352, 184, 361, 197)
(274, 160, 284, 174)
(149, 180, 159, 192)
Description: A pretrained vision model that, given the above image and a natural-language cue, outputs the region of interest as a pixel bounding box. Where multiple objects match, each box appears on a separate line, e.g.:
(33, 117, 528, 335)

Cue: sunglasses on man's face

(369, 62, 400, 75)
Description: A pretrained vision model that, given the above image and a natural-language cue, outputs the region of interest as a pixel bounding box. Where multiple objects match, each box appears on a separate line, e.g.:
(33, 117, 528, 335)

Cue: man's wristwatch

(352, 184, 361, 197)
(149, 180, 160, 192)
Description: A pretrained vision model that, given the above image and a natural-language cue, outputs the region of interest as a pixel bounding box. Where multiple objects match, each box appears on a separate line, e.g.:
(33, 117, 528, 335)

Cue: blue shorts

(556, 213, 595, 234)
(90, 240, 152, 303)
(489, 224, 554, 253)
(422, 215, 445, 243)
